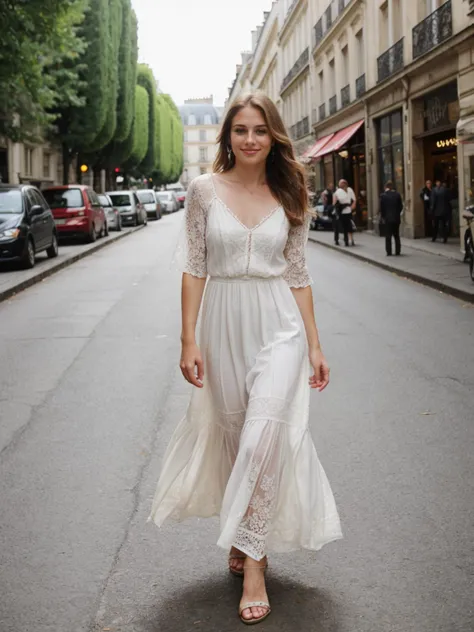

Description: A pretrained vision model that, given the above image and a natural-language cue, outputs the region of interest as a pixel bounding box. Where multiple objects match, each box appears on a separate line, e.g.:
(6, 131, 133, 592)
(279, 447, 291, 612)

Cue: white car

(98, 193, 121, 231)
(156, 191, 179, 213)
(137, 189, 162, 220)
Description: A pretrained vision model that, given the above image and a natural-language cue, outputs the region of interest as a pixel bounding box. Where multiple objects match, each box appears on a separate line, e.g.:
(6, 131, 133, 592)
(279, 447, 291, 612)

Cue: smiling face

(229, 106, 273, 168)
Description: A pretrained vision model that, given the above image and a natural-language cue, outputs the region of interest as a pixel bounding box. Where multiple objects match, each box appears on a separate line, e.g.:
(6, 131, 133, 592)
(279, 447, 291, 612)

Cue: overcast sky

(132, 0, 273, 107)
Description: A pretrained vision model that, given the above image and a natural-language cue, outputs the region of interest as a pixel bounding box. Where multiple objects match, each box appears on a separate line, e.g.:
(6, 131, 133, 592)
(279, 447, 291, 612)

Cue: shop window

(376, 109, 404, 194)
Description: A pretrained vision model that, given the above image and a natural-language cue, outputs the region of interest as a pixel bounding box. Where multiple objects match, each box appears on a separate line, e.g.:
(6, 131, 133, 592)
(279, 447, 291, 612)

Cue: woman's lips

(242, 149, 259, 156)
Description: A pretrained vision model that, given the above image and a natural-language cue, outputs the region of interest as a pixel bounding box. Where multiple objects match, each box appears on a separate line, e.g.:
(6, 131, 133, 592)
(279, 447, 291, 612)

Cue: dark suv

(0, 184, 58, 268)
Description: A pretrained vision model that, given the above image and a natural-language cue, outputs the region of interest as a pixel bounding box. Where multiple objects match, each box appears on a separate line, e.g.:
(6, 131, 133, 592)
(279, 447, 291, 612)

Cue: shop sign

(423, 82, 459, 131)
(436, 137, 458, 148)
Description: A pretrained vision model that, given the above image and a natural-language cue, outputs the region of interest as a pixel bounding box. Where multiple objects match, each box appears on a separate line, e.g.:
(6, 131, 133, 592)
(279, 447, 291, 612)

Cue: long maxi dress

(149, 173, 342, 561)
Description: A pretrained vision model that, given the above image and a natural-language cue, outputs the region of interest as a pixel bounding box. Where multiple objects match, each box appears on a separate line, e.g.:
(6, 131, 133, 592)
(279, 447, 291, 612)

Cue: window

(377, 109, 404, 194)
(43, 152, 51, 178)
(329, 58, 336, 96)
(43, 188, 84, 208)
(341, 46, 348, 87)
(188, 114, 196, 125)
(199, 129, 207, 142)
(88, 189, 101, 206)
(199, 147, 208, 162)
(356, 30, 364, 77)
(379, 1, 389, 51)
(24, 147, 33, 175)
(318, 70, 325, 104)
(204, 114, 212, 125)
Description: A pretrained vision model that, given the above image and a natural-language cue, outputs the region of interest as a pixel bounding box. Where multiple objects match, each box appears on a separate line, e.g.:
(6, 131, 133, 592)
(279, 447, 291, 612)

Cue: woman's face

(229, 106, 273, 167)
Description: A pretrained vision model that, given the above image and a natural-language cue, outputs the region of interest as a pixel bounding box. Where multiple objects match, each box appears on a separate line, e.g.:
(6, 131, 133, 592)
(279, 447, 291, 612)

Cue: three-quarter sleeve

(282, 214, 313, 288)
(183, 179, 207, 278)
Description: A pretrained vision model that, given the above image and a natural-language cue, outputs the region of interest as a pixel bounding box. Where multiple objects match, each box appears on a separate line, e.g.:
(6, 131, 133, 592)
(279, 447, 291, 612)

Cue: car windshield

(98, 194, 111, 207)
(0, 189, 23, 214)
(43, 188, 83, 208)
(137, 191, 155, 204)
(157, 192, 171, 200)
(108, 194, 131, 206)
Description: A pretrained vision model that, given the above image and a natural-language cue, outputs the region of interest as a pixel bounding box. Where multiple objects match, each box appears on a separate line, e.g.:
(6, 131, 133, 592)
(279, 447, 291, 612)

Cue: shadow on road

(140, 574, 340, 632)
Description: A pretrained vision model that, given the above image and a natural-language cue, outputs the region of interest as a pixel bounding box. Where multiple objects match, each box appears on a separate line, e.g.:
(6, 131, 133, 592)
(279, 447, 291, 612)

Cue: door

(88, 189, 103, 233)
(26, 189, 48, 250)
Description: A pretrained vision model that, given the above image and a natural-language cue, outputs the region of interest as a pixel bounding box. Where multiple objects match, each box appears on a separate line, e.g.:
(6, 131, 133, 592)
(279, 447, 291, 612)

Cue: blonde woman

(149, 92, 342, 625)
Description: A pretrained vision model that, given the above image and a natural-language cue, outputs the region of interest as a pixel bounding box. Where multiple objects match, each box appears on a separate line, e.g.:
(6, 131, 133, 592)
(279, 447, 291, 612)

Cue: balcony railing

(312, 108, 318, 125)
(313, 0, 353, 49)
(280, 47, 309, 92)
(319, 103, 326, 121)
(413, 0, 452, 60)
(292, 116, 310, 140)
(355, 73, 366, 98)
(329, 95, 337, 116)
(341, 84, 350, 108)
(377, 38, 404, 83)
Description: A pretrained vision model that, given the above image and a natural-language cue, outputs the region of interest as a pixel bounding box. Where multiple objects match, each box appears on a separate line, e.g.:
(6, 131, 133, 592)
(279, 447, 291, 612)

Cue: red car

(42, 185, 108, 242)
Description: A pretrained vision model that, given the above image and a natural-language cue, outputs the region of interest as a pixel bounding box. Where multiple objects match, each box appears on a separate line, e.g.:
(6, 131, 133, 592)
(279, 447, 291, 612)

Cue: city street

(0, 210, 473, 632)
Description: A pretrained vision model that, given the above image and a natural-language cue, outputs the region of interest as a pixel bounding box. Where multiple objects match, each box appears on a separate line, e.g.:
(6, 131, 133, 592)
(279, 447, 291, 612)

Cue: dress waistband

(208, 275, 283, 284)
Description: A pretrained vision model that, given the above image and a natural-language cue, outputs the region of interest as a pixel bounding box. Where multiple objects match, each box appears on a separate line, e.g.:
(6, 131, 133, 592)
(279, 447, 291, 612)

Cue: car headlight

(0, 228, 20, 239)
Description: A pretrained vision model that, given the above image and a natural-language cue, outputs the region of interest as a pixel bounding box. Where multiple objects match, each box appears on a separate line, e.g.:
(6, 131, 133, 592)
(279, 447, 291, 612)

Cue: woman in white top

(148, 92, 342, 625)
(333, 179, 356, 246)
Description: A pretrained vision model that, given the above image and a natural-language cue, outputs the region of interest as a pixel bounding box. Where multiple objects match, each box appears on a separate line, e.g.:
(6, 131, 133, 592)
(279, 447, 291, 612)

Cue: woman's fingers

(180, 360, 204, 388)
(319, 362, 330, 391)
(196, 357, 204, 382)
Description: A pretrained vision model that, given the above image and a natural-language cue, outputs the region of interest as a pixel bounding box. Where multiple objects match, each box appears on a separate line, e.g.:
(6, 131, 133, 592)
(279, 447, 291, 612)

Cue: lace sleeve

(182, 179, 207, 278)
(282, 214, 313, 288)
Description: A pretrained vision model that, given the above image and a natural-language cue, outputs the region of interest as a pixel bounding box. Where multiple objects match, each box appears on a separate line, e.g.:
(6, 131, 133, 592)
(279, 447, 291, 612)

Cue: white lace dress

(149, 173, 342, 560)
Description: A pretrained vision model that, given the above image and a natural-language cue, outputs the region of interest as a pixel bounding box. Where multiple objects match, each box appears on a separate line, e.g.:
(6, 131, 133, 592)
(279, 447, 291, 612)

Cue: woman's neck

(230, 162, 267, 187)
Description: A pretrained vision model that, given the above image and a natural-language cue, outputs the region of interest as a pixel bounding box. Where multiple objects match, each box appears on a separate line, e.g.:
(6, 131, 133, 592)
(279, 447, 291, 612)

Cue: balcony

(329, 95, 337, 116)
(377, 38, 404, 83)
(312, 0, 353, 49)
(280, 47, 309, 93)
(341, 84, 350, 108)
(319, 103, 326, 121)
(413, 0, 452, 60)
(313, 17, 323, 48)
(355, 73, 366, 98)
(292, 116, 310, 140)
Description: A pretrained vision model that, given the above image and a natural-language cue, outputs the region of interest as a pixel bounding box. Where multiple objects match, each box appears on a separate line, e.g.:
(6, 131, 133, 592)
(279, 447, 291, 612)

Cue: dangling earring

(227, 146, 233, 161)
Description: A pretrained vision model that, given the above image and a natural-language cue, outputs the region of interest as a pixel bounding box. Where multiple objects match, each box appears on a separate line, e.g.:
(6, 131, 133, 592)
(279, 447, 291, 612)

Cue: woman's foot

(239, 556, 270, 624)
(229, 546, 246, 576)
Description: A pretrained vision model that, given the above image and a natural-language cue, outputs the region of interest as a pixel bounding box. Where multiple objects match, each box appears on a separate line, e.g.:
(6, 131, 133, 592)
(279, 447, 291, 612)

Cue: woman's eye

(234, 129, 245, 134)
(257, 129, 267, 135)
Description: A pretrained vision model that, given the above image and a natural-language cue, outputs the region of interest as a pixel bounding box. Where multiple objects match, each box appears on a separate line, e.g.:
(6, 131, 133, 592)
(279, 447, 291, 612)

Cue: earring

(227, 146, 233, 161)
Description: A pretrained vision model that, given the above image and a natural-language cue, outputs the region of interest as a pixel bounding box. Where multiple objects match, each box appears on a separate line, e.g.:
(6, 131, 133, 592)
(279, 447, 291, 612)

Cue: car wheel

(21, 237, 36, 269)
(88, 224, 97, 243)
(46, 232, 59, 258)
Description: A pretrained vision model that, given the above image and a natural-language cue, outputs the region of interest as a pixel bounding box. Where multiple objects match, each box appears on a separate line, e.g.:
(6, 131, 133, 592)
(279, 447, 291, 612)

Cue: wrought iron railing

(313, 0, 353, 50)
(313, 17, 323, 48)
(292, 116, 310, 140)
(302, 116, 309, 136)
(280, 47, 309, 92)
(319, 103, 326, 121)
(355, 73, 366, 98)
(325, 5, 333, 30)
(377, 38, 404, 83)
(412, 0, 452, 60)
(329, 95, 337, 115)
(341, 84, 350, 108)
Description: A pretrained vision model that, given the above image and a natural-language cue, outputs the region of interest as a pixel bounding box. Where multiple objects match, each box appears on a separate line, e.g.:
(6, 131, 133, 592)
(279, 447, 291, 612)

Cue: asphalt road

(0, 210, 473, 632)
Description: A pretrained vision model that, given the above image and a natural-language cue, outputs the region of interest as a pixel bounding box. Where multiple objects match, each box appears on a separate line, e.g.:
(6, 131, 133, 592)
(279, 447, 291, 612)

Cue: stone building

(0, 138, 65, 187)
(178, 97, 224, 187)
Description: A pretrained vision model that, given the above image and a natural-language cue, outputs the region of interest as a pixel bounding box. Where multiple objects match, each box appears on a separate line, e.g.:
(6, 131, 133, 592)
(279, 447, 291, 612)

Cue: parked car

(42, 185, 108, 242)
(310, 195, 333, 231)
(98, 193, 121, 231)
(156, 190, 179, 213)
(0, 184, 58, 268)
(175, 190, 187, 208)
(137, 189, 162, 220)
(106, 190, 147, 227)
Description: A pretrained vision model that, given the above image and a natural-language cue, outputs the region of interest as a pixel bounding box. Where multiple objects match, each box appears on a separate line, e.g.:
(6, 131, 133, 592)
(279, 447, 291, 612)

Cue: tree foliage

(136, 64, 159, 175)
(125, 85, 149, 169)
(115, 0, 136, 142)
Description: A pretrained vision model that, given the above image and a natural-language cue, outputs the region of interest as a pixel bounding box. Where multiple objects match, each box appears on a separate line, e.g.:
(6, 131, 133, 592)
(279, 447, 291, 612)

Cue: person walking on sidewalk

(148, 92, 342, 626)
(323, 183, 338, 244)
(380, 181, 403, 256)
(430, 180, 452, 243)
(420, 179, 432, 232)
(333, 179, 356, 246)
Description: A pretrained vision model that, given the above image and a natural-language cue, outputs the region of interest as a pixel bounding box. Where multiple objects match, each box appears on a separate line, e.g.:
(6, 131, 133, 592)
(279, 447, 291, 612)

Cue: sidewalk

(308, 229, 474, 303)
(0, 225, 144, 303)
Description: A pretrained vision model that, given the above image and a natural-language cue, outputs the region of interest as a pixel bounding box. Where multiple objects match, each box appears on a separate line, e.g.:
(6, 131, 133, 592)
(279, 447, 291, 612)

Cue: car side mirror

(30, 204, 44, 216)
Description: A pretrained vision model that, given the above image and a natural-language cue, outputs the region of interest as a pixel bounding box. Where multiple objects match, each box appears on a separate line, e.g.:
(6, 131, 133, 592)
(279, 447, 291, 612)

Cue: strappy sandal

(228, 554, 246, 577)
(239, 564, 271, 625)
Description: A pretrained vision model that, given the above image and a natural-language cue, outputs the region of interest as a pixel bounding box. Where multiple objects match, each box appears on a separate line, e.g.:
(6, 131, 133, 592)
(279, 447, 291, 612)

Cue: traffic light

(114, 167, 120, 173)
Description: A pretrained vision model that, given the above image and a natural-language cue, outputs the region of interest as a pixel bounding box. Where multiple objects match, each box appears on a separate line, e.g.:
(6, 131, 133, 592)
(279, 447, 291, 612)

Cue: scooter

(462, 206, 474, 282)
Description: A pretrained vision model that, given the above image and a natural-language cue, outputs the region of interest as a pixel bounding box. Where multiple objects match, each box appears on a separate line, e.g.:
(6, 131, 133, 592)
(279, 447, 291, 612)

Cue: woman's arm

(180, 274, 207, 388)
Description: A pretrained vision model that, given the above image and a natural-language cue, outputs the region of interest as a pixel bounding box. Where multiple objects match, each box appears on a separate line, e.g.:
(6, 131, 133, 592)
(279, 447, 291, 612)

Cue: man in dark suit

(430, 180, 452, 243)
(380, 181, 403, 256)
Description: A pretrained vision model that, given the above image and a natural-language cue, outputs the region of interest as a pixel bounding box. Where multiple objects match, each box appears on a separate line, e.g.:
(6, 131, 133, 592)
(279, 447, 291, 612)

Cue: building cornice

(279, 0, 307, 44)
(280, 47, 309, 95)
(312, 0, 361, 61)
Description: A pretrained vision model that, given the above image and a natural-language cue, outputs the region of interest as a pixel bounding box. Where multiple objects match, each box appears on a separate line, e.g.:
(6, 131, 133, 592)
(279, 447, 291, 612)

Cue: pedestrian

(333, 179, 356, 246)
(430, 179, 452, 243)
(380, 180, 403, 256)
(420, 179, 432, 225)
(323, 182, 339, 245)
(148, 91, 342, 625)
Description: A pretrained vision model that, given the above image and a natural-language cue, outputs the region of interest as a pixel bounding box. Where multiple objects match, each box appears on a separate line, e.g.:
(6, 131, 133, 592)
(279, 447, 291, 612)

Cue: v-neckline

(210, 173, 282, 232)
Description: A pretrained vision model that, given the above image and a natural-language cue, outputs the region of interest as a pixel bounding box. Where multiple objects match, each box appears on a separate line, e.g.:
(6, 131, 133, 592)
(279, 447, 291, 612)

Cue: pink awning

(303, 133, 335, 161)
(313, 120, 364, 159)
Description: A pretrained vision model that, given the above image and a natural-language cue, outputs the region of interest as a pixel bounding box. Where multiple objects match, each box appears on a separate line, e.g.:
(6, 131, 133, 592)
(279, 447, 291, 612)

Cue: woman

(333, 179, 356, 246)
(149, 92, 342, 625)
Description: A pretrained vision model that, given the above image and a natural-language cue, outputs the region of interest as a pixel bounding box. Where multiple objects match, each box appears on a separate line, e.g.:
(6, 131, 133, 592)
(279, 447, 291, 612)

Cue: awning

(313, 120, 364, 159)
(301, 133, 334, 162)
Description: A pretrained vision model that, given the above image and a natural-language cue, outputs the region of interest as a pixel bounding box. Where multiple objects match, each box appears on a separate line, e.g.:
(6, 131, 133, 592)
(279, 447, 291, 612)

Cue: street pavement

(0, 210, 473, 632)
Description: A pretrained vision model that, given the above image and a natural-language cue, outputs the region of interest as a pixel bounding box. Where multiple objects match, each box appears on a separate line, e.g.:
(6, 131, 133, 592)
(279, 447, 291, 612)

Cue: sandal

(239, 564, 271, 625)
(229, 554, 246, 577)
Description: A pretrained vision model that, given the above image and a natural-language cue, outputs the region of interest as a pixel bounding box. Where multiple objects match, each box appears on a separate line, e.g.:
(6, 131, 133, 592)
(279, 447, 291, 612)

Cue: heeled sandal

(239, 564, 271, 625)
(228, 554, 246, 577)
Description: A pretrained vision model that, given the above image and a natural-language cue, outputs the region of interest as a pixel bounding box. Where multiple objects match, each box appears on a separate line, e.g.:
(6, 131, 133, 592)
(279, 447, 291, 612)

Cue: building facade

(227, 0, 474, 247)
(0, 137, 65, 187)
(179, 97, 224, 187)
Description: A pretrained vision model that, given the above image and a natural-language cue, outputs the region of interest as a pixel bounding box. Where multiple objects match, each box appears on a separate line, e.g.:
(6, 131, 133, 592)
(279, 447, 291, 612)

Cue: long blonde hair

(213, 92, 309, 226)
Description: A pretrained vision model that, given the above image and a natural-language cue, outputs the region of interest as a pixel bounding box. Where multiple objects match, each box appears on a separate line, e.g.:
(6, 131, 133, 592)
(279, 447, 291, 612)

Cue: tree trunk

(62, 143, 71, 185)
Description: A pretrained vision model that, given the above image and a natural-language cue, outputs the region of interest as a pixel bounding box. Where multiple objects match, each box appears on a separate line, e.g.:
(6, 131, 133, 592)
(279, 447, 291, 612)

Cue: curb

(0, 225, 145, 304)
(308, 235, 474, 304)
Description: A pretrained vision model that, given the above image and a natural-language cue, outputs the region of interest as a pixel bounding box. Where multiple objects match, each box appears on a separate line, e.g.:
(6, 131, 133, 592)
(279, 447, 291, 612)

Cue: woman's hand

(180, 341, 204, 388)
(308, 347, 330, 392)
